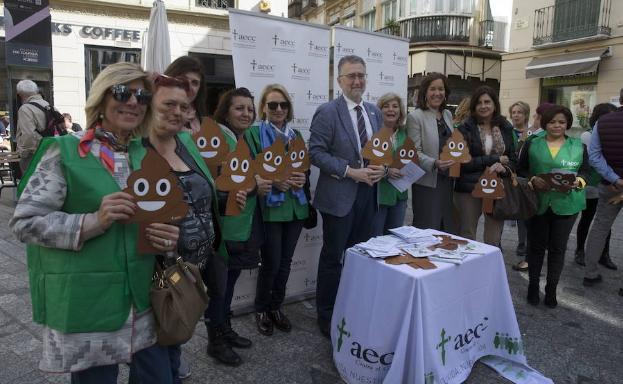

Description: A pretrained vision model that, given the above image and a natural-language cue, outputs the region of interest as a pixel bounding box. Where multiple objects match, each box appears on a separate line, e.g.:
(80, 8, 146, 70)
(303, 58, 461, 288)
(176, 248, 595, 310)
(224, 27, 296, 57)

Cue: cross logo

(436, 328, 451, 366)
(309, 40, 314, 50)
(336, 317, 350, 352)
(307, 90, 313, 100)
(292, 63, 298, 74)
(379, 72, 384, 80)
(336, 42, 342, 52)
(250, 59, 257, 71)
(367, 47, 372, 56)
(393, 52, 397, 60)
(272, 34, 279, 45)
(232, 29, 238, 40)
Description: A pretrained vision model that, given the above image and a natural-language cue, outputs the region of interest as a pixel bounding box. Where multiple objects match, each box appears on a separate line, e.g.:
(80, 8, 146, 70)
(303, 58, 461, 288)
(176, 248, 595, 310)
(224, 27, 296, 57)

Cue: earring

(99, 113, 104, 121)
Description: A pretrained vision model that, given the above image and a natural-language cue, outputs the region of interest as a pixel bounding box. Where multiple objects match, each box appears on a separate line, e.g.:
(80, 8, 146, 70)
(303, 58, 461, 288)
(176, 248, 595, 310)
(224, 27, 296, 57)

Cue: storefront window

(85, 45, 141, 95)
(541, 74, 597, 137)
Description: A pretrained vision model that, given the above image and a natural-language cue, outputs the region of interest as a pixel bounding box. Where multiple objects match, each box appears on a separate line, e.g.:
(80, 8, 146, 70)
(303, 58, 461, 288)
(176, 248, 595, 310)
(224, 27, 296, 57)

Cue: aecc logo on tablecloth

(335, 318, 394, 367)
(436, 316, 490, 366)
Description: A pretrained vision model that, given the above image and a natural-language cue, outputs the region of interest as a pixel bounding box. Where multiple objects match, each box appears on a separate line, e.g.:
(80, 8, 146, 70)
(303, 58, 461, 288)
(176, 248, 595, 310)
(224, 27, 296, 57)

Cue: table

(0, 151, 20, 197)
(331, 234, 552, 384)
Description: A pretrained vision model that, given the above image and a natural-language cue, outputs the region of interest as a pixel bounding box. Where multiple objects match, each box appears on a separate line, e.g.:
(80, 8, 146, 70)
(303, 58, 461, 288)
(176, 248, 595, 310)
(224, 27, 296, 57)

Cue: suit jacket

(309, 95, 383, 217)
(406, 108, 454, 188)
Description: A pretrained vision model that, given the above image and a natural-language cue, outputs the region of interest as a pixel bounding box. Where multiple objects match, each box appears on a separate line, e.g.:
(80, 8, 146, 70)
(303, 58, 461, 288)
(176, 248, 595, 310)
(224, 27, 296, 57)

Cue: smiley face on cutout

(520, 129, 534, 142)
(285, 136, 310, 177)
(123, 149, 188, 223)
(192, 117, 229, 176)
(471, 168, 505, 199)
(440, 129, 472, 163)
(215, 141, 256, 192)
(362, 127, 394, 166)
(391, 137, 419, 169)
(256, 139, 287, 180)
(540, 172, 576, 192)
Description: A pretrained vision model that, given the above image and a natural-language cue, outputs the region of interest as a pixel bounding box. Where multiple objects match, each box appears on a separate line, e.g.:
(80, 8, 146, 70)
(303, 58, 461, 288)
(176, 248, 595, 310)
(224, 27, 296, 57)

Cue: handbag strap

(503, 165, 518, 187)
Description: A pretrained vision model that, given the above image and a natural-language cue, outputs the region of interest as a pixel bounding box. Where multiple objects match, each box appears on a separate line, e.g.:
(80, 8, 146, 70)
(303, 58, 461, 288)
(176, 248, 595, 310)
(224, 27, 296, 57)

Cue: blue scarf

(259, 120, 308, 207)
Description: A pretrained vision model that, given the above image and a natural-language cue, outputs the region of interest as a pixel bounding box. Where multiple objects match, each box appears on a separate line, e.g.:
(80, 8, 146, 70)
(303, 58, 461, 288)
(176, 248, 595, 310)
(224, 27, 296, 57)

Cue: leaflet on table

(354, 235, 409, 258)
(388, 161, 426, 193)
(388, 226, 439, 244)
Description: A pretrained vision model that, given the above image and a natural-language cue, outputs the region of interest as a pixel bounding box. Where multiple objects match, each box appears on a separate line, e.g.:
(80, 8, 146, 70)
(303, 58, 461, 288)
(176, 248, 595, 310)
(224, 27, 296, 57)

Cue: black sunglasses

(110, 84, 152, 105)
(266, 101, 290, 111)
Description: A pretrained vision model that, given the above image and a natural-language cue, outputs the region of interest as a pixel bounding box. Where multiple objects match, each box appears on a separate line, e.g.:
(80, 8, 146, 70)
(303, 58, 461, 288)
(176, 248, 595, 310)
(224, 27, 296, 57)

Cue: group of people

(7, 53, 623, 383)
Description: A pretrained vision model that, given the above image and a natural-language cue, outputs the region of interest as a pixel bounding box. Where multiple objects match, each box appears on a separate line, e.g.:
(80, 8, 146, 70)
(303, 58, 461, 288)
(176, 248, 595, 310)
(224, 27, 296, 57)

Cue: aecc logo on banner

(272, 33, 296, 53)
(308, 40, 329, 58)
(231, 29, 257, 48)
(250, 59, 276, 78)
(291, 63, 311, 80)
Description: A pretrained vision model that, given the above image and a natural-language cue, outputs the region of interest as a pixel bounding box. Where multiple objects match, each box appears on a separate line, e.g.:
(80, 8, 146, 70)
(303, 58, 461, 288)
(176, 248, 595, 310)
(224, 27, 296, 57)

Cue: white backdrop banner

(228, 9, 330, 310)
(332, 26, 408, 109)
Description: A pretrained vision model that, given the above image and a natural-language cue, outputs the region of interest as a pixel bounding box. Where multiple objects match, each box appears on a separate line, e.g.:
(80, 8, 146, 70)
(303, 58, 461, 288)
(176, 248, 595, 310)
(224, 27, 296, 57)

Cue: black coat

(454, 117, 517, 193)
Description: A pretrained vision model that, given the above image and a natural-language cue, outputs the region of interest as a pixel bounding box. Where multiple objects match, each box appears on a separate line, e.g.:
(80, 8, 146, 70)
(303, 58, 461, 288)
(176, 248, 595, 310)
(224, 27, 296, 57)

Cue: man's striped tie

(355, 105, 368, 148)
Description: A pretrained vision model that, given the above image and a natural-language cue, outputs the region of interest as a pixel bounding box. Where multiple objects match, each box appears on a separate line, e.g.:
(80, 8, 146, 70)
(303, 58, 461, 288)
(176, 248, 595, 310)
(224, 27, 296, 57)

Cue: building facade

(292, 0, 508, 109)
(0, 0, 288, 126)
(500, 0, 622, 133)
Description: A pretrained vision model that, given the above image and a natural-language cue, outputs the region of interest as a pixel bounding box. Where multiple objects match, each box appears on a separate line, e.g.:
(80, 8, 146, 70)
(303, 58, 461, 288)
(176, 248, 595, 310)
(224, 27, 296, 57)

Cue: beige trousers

(454, 192, 504, 246)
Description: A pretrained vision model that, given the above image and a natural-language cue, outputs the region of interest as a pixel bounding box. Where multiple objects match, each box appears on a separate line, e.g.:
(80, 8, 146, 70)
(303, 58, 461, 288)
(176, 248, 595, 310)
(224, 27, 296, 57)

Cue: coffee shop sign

(52, 23, 141, 41)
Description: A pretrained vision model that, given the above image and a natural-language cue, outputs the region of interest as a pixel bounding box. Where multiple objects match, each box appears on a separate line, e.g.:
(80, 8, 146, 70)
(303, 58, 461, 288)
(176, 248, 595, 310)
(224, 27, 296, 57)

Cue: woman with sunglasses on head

(10, 63, 178, 383)
(145, 75, 234, 379)
(517, 105, 589, 308)
(204, 87, 264, 366)
(373, 92, 409, 235)
(165, 56, 207, 134)
(245, 83, 309, 336)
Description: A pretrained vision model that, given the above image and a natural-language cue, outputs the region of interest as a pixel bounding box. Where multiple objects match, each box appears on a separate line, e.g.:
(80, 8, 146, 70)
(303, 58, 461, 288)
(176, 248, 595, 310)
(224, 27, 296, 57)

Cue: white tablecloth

(331, 237, 552, 384)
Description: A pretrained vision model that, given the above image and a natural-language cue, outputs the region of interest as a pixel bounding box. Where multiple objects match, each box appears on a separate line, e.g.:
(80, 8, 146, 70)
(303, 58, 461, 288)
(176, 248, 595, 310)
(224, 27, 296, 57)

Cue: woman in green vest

(10, 63, 178, 382)
(146, 75, 234, 378)
(245, 84, 309, 336)
(517, 105, 590, 308)
(373, 92, 408, 235)
(205, 87, 265, 366)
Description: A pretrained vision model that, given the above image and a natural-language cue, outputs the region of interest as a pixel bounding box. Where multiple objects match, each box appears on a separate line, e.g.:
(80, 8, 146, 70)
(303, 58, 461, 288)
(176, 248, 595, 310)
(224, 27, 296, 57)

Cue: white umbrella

(142, 0, 171, 73)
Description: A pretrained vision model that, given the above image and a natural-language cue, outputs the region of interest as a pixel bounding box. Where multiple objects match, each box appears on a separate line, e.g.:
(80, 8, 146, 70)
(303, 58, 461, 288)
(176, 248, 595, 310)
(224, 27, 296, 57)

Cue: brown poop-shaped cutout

(256, 139, 287, 181)
(428, 234, 469, 251)
(124, 148, 188, 223)
(471, 167, 505, 214)
(440, 129, 472, 177)
(123, 149, 189, 254)
(362, 127, 394, 166)
(192, 117, 229, 177)
(286, 136, 310, 173)
(391, 137, 419, 169)
(520, 129, 534, 142)
(215, 141, 257, 216)
(539, 172, 576, 193)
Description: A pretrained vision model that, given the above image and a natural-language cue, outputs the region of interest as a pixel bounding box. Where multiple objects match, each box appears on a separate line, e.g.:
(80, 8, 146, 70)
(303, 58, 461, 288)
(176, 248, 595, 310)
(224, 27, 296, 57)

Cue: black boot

(544, 284, 557, 309)
(207, 325, 242, 366)
(223, 312, 252, 349)
(527, 283, 540, 306)
(574, 250, 585, 266)
(598, 253, 618, 270)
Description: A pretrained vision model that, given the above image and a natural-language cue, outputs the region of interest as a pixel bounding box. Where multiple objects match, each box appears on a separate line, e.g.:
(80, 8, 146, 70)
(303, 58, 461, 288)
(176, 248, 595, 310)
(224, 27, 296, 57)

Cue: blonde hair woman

(373, 92, 409, 235)
(10, 63, 177, 383)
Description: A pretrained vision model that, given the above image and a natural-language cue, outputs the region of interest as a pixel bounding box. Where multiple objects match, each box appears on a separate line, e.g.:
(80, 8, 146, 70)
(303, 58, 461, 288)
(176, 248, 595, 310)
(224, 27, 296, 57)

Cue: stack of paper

(428, 250, 469, 265)
(389, 226, 439, 245)
(354, 235, 407, 258)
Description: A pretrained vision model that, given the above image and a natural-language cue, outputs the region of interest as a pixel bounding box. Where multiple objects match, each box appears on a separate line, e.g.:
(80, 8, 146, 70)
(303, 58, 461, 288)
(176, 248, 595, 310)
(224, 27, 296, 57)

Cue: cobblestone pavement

(1, 192, 621, 384)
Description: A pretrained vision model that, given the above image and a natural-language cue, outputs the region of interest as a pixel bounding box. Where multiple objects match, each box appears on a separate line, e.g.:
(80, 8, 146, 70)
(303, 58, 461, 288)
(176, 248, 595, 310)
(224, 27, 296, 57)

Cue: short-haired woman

(165, 55, 207, 133)
(373, 92, 408, 234)
(245, 84, 309, 336)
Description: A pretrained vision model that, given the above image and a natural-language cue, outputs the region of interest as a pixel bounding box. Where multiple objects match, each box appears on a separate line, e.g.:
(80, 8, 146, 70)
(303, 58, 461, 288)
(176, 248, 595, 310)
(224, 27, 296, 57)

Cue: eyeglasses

(339, 73, 367, 81)
(110, 84, 152, 105)
(266, 101, 290, 111)
(153, 74, 190, 92)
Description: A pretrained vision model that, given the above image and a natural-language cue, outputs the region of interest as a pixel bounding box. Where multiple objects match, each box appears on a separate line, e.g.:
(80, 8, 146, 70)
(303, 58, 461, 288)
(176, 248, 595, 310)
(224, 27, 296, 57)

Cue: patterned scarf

(78, 124, 128, 174)
(479, 125, 506, 156)
(259, 120, 307, 207)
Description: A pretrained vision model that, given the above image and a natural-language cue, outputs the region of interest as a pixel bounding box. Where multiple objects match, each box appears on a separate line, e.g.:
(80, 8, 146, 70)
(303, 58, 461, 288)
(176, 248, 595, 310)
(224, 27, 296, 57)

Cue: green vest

(529, 136, 586, 215)
(219, 126, 257, 242)
(22, 135, 155, 333)
(379, 129, 408, 206)
(245, 125, 309, 222)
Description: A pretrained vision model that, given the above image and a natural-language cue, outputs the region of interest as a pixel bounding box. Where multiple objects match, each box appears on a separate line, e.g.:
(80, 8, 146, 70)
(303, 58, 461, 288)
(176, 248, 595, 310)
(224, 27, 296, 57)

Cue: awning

(525, 48, 611, 79)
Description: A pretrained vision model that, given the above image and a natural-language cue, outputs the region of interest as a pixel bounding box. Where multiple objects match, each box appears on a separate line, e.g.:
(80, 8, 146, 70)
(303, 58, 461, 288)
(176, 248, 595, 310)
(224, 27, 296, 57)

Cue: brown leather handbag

(150, 255, 209, 346)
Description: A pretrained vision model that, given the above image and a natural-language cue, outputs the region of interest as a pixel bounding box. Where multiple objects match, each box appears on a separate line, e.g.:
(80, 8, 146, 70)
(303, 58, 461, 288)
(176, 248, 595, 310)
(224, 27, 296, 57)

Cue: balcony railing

(195, 0, 233, 9)
(478, 20, 495, 47)
(288, 0, 302, 18)
(533, 0, 611, 46)
(377, 15, 471, 44)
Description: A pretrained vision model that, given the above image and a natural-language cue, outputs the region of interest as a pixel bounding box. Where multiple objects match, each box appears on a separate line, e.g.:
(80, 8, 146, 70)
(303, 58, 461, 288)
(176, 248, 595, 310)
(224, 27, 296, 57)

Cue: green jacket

(379, 129, 408, 206)
(245, 124, 309, 222)
(528, 136, 586, 215)
(219, 125, 257, 242)
(21, 135, 155, 333)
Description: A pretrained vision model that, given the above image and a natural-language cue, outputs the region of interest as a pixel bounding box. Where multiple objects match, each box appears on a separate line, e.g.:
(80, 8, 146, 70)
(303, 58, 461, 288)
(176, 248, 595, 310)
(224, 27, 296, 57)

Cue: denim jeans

(372, 199, 407, 236)
(255, 220, 304, 312)
(70, 343, 173, 384)
(205, 267, 242, 329)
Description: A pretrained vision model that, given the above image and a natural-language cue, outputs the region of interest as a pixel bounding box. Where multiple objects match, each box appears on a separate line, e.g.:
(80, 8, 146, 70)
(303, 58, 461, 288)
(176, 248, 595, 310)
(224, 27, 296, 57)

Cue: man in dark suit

(309, 55, 384, 336)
